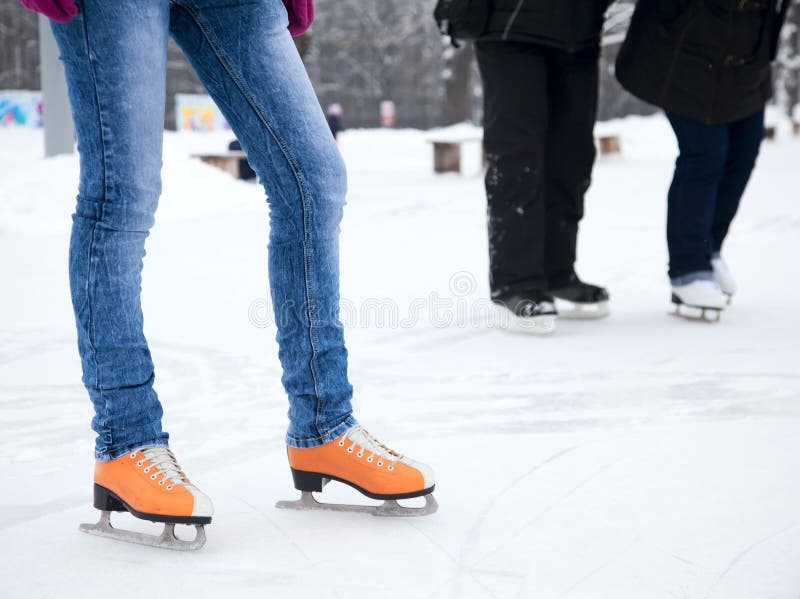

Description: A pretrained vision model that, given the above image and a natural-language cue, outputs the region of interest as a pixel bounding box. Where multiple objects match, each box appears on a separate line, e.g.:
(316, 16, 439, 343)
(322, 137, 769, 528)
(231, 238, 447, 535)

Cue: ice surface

(1, 115, 799, 598)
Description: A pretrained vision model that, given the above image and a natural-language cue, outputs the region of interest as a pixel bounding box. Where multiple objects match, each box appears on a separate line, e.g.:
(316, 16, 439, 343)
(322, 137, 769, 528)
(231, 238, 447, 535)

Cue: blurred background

(3, 0, 798, 131)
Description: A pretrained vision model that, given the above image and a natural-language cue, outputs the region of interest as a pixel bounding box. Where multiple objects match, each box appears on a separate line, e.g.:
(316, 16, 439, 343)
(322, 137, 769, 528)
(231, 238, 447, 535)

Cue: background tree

(440, 42, 476, 126)
(3, 0, 799, 130)
(774, 4, 800, 115)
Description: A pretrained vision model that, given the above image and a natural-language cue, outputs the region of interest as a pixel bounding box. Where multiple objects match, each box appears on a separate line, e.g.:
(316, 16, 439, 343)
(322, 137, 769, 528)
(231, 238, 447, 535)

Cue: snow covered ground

(1, 115, 799, 599)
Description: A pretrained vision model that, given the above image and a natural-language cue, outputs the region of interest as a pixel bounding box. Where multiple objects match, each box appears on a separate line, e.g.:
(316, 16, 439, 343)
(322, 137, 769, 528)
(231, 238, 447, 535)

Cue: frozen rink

(1, 116, 799, 598)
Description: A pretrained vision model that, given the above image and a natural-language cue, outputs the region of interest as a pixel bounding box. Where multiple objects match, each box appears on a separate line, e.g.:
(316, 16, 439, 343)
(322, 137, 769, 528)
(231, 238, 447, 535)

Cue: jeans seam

(173, 3, 325, 436)
(78, 4, 108, 199)
(79, 5, 110, 443)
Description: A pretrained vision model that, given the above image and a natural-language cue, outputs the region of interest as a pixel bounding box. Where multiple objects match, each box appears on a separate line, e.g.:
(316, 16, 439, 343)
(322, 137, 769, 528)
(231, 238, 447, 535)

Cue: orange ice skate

(276, 424, 437, 516)
(79, 446, 212, 550)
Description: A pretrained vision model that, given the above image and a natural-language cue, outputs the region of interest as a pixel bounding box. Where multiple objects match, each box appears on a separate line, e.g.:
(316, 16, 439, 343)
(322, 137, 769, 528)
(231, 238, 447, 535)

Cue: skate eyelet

(367, 456, 373, 463)
(347, 447, 353, 453)
(158, 480, 164, 485)
(166, 485, 173, 490)
(150, 474, 157, 480)
(377, 461, 383, 467)
(136, 461, 143, 467)
(129, 452, 136, 459)
(144, 467, 150, 473)
(357, 451, 363, 458)
(388, 465, 394, 471)
(338, 440, 345, 447)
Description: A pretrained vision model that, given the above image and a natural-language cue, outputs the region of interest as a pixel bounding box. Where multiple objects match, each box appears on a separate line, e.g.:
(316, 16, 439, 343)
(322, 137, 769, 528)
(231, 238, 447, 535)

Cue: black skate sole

(92, 484, 212, 525)
(290, 468, 435, 501)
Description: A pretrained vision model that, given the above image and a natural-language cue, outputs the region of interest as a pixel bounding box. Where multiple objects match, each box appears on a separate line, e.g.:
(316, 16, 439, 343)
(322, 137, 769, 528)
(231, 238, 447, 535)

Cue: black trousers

(476, 41, 599, 299)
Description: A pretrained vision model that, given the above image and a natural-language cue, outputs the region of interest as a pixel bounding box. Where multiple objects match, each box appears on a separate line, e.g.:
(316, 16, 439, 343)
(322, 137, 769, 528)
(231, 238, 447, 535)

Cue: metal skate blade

(671, 302, 721, 323)
(79, 511, 206, 551)
(498, 313, 556, 335)
(276, 491, 438, 517)
(555, 300, 610, 320)
(373, 494, 438, 517)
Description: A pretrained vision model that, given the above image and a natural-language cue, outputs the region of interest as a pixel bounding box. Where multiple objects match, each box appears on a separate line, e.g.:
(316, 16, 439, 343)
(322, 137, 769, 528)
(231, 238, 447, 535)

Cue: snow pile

(0, 129, 260, 236)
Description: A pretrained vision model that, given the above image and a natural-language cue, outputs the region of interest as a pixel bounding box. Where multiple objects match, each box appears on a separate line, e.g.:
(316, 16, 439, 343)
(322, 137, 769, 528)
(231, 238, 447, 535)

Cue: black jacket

(616, 0, 790, 125)
(481, 0, 613, 52)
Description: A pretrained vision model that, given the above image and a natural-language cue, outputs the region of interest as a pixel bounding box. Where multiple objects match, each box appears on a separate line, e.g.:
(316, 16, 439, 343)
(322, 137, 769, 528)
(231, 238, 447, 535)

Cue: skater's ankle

(493, 289, 553, 305)
(98, 439, 169, 462)
(547, 271, 579, 291)
(671, 270, 714, 287)
(285, 416, 359, 449)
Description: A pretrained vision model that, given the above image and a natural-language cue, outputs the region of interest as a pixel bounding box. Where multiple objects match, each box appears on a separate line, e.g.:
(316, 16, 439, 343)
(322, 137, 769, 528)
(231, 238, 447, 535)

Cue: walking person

(22, 0, 436, 550)
(616, 0, 791, 320)
(326, 102, 345, 140)
(475, 0, 614, 334)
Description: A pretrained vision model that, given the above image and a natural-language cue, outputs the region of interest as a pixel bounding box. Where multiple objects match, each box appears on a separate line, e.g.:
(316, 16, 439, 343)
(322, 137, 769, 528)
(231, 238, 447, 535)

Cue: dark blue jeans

(665, 109, 765, 283)
(52, 0, 356, 460)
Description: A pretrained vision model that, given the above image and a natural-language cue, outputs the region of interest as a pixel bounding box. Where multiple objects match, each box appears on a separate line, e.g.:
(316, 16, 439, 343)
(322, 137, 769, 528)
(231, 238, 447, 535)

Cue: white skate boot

(671, 280, 728, 322)
(493, 293, 557, 335)
(711, 256, 737, 302)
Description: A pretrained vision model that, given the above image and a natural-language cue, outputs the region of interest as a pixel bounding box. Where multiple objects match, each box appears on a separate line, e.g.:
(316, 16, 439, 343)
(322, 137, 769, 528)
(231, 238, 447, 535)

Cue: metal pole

(38, 15, 74, 157)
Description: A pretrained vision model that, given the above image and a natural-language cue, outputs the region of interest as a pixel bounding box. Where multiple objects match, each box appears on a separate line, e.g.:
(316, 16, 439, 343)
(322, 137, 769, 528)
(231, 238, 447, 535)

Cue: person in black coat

(475, 0, 614, 333)
(616, 0, 790, 313)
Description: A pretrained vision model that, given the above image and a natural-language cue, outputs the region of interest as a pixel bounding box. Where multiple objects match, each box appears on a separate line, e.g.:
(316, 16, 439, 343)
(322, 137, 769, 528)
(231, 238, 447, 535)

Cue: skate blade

(496, 312, 556, 335)
(671, 302, 722, 323)
(275, 491, 438, 517)
(555, 300, 610, 320)
(79, 511, 206, 551)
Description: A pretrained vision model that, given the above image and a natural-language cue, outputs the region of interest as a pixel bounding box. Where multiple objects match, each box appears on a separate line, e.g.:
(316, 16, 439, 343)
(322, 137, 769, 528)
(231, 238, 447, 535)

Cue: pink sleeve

(18, 0, 78, 23)
(282, 0, 314, 37)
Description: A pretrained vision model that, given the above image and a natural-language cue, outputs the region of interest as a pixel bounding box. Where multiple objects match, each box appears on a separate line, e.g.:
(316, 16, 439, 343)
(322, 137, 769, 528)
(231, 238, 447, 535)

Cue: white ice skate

(671, 280, 728, 322)
(711, 256, 737, 302)
(550, 276, 610, 319)
(493, 296, 557, 335)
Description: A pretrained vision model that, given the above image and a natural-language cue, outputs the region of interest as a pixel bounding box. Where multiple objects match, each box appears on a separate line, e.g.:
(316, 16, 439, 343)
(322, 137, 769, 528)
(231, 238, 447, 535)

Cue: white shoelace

(131, 446, 190, 490)
(341, 425, 402, 470)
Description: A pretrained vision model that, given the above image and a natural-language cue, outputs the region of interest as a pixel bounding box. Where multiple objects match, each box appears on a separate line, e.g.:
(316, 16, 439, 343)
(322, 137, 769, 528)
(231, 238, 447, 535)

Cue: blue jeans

(52, 0, 355, 460)
(665, 109, 765, 284)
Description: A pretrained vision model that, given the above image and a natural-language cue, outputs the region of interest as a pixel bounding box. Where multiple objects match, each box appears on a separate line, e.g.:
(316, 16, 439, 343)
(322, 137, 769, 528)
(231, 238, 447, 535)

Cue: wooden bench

(426, 135, 485, 175)
(597, 134, 621, 156)
(427, 127, 621, 172)
(192, 151, 249, 179)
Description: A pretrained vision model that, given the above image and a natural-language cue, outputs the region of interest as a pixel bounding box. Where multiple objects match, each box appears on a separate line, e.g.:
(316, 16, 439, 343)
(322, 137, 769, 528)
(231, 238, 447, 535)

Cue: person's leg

(475, 41, 549, 299)
(167, 1, 434, 510)
(665, 112, 729, 283)
(711, 108, 765, 253)
(168, 0, 353, 448)
(51, 0, 170, 461)
(543, 45, 599, 289)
